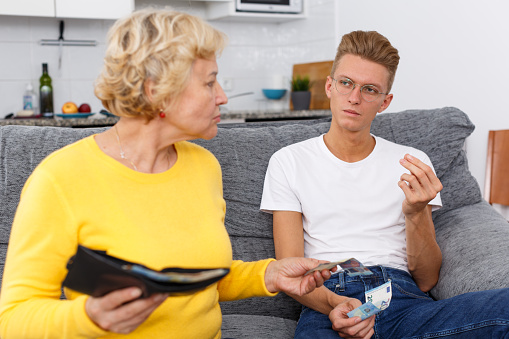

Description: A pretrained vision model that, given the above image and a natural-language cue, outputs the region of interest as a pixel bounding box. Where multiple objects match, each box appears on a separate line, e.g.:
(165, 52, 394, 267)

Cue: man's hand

(329, 298, 375, 339)
(85, 288, 168, 334)
(264, 258, 334, 296)
(399, 154, 442, 217)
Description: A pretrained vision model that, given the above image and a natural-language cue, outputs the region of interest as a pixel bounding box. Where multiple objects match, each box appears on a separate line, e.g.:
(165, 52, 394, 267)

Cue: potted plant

(290, 75, 312, 110)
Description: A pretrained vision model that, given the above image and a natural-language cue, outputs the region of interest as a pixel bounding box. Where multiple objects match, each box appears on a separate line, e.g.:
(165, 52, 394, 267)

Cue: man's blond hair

(331, 31, 400, 92)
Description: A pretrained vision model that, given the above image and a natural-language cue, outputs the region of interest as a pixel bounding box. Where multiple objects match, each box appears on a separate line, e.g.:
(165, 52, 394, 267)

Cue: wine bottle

(39, 63, 54, 118)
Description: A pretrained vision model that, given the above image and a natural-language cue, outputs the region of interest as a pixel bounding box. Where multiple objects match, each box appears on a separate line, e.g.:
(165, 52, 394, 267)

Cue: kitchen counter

(220, 109, 331, 122)
(0, 116, 119, 128)
(0, 109, 332, 128)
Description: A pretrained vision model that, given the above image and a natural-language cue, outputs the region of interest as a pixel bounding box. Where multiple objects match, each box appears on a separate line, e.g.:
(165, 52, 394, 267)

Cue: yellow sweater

(0, 136, 275, 339)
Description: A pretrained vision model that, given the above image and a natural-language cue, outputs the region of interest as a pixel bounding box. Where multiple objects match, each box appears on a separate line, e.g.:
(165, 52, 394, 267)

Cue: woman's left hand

(264, 258, 333, 296)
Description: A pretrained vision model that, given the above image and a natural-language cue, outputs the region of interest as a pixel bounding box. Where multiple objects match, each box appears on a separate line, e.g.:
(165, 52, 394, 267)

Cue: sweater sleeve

(217, 259, 278, 302)
(0, 169, 107, 338)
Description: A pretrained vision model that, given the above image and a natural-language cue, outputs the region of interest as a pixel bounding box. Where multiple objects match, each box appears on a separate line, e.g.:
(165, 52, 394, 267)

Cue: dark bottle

(39, 63, 54, 118)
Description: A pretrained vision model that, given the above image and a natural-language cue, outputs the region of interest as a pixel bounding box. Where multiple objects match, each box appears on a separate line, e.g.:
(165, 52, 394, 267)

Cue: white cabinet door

(0, 0, 55, 17)
(55, 0, 134, 19)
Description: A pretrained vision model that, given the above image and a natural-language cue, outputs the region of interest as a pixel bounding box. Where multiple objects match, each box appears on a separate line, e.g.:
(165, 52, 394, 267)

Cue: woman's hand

(329, 298, 375, 339)
(85, 288, 168, 334)
(264, 257, 334, 296)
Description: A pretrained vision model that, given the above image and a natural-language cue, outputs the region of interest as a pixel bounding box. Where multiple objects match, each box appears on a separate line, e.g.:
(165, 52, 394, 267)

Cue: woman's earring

(159, 110, 166, 118)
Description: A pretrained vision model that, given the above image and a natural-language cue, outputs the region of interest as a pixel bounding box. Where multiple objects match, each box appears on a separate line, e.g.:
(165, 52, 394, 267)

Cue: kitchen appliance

(236, 0, 303, 14)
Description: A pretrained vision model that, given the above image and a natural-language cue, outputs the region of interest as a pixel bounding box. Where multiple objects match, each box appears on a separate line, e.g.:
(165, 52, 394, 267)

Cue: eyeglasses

(331, 77, 387, 102)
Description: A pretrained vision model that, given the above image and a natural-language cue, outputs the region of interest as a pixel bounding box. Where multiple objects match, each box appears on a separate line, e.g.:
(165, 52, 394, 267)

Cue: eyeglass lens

(334, 78, 382, 102)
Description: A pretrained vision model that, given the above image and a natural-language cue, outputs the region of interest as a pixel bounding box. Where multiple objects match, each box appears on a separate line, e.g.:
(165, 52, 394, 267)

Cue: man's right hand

(329, 298, 375, 339)
(85, 287, 168, 334)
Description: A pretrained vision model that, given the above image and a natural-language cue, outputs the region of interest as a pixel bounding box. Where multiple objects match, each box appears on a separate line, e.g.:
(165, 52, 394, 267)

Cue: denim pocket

(392, 277, 434, 301)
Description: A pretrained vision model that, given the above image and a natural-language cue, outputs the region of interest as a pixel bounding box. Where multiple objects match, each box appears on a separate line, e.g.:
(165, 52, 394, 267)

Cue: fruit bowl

(262, 89, 287, 100)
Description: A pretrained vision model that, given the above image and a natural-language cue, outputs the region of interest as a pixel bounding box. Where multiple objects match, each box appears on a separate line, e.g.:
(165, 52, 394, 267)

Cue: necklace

(114, 124, 138, 171)
(113, 125, 174, 172)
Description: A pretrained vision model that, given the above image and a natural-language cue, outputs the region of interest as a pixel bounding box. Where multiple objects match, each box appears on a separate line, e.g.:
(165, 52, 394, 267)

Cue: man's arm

(273, 211, 375, 338)
(273, 211, 341, 314)
(399, 154, 443, 292)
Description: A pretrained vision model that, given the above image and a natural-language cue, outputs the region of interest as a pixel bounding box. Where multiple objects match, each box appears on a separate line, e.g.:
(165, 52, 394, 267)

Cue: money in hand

(304, 261, 344, 276)
(347, 301, 381, 320)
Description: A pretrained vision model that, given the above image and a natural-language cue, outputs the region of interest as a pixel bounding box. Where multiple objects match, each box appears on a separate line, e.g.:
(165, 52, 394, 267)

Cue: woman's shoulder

(37, 135, 95, 169)
(177, 140, 220, 165)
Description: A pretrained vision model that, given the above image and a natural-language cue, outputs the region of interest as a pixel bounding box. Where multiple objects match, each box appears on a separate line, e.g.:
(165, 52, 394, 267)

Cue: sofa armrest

(431, 201, 509, 300)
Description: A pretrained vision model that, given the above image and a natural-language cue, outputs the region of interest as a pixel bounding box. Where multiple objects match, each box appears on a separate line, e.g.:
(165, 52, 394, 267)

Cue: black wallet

(62, 245, 229, 298)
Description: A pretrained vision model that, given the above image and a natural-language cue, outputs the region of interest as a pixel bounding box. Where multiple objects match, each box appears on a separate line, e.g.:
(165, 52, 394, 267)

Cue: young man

(261, 31, 509, 338)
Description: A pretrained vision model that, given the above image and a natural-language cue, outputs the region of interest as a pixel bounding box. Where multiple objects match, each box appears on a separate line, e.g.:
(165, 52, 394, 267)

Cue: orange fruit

(62, 102, 78, 114)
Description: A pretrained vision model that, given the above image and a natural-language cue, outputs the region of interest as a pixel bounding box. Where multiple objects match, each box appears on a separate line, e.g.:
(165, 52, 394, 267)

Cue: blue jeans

(295, 266, 509, 338)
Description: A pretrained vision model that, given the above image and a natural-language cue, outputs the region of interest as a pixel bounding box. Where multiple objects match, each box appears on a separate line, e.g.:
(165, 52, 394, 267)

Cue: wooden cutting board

(291, 60, 333, 110)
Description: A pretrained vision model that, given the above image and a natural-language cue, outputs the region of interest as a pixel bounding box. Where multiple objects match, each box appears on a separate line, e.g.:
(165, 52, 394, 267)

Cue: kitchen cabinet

(55, 0, 134, 19)
(0, 0, 55, 17)
(0, 0, 133, 19)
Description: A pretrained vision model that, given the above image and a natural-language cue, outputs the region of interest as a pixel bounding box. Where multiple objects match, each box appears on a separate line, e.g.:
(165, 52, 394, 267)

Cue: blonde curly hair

(95, 8, 227, 120)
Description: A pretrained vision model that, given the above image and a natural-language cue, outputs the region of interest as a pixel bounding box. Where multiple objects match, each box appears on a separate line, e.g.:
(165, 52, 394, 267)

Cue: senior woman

(0, 8, 332, 339)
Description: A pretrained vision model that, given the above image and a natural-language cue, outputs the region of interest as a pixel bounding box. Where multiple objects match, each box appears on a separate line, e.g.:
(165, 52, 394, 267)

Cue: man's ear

(378, 93, 393, 113)
(325, 76, 334, 99)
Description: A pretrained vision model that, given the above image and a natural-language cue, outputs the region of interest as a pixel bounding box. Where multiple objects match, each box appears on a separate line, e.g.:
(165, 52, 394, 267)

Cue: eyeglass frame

(330, 77, 388, 102)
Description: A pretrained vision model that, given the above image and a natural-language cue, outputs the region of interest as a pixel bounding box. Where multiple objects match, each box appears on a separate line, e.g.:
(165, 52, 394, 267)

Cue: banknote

(305, 258, 373, 276)
(124, 264, 229, 284)
(365, 281, 392, 310)
(347, 301, 381, 320)
(304, 261, 344, 276)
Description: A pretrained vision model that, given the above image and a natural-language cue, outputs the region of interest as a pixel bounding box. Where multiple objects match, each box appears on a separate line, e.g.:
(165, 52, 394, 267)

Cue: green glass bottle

(39, 63, 54, 118)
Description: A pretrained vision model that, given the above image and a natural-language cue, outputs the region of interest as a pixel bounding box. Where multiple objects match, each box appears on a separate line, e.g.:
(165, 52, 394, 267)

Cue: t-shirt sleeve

(260, 151, 302, 214)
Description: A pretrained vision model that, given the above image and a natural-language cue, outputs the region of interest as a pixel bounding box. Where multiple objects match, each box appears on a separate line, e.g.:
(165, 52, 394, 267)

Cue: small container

(23, 83, 38, 114)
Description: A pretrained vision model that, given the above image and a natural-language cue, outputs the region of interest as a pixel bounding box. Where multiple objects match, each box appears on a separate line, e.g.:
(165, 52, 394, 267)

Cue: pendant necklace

(114, 124, 138, 171)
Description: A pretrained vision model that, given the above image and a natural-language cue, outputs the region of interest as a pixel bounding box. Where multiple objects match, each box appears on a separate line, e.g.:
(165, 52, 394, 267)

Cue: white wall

(337, 0, 509, 218)
(0, 15, 112, 116)
(0, 0, 336, 116)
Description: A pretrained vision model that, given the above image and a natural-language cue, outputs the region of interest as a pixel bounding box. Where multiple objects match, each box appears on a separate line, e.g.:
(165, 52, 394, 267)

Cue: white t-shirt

(260, 135, 442, 272)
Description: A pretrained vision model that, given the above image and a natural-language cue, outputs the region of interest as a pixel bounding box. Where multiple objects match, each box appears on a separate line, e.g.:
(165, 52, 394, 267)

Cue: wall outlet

(222, 78, 233, 92)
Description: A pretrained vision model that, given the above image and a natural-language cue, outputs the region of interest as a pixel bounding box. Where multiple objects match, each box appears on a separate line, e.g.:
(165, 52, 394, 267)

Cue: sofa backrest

(0, 107, 481, 320)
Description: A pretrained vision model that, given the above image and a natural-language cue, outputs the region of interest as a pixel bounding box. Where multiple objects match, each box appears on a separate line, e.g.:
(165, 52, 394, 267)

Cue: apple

(78, 103, 92, 113)
(62, 102, 78, 114)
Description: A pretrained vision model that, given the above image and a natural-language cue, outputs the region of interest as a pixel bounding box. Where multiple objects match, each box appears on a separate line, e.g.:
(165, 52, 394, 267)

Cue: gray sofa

(0, 107, 508, 338)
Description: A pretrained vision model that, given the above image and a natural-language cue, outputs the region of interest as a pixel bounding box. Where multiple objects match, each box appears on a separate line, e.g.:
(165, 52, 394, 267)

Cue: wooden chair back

(484, 129, 509, 205)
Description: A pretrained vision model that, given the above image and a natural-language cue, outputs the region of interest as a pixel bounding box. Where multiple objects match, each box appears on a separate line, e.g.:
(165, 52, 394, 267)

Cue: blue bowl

(262, 89, 287, 100)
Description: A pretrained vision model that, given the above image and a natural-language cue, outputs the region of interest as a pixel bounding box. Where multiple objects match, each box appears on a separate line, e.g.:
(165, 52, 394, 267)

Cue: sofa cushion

(221, 314, 297, 339)
(431, 201, 509, 300)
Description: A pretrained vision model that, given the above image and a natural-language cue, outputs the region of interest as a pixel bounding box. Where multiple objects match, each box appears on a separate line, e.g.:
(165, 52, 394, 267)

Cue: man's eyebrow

(337, 74, 383, 89)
